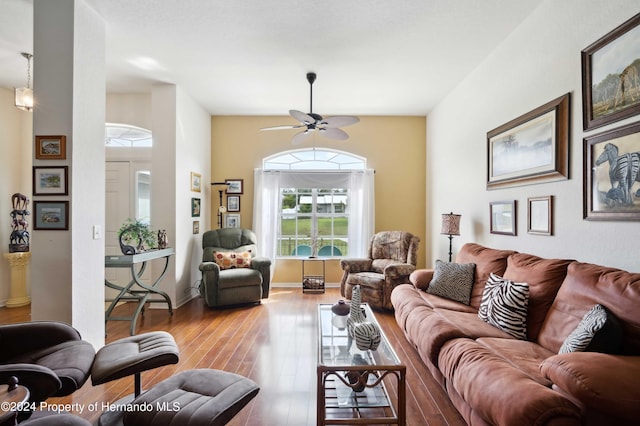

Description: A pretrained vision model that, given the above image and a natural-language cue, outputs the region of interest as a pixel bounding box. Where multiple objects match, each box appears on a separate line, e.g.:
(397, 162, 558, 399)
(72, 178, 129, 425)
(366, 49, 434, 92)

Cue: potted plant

(118, 218, 157, 254)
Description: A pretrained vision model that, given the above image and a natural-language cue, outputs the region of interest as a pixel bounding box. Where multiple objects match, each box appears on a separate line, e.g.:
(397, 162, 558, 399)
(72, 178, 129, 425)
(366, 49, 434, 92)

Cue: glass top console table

(317, 303, 406, 425)
(104, 248, 174, 335)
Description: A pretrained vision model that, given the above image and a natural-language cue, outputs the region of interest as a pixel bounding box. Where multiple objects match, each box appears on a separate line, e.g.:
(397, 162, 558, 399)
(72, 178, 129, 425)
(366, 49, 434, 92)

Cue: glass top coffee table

(317, 303, 406, 425)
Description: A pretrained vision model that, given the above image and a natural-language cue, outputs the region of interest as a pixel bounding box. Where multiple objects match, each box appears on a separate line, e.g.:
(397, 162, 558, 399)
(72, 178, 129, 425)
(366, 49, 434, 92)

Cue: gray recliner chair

(199, 228, 271, 308)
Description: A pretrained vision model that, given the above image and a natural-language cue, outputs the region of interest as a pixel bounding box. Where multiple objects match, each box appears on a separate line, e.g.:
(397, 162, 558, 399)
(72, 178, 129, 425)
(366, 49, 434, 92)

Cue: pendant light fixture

(14, 52, 34, 112)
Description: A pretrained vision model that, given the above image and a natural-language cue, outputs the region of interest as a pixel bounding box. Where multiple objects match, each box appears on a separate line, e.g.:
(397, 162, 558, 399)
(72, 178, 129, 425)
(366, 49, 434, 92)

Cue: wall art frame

(33, 201, 69, 230)
(190, 172, 202, 192)
(191, 197, 201, 217)
(490, 200, 516, 235)
(527, 196, 553, 235)
(225, 179, 243, 194)
(581, 13, 640, 131)
(35, 135, 66, 160)
(487, 93, 570, 190)
(583, 121, 640, 221)
(192, 220, 200, 234)
(227, 195, 240, 212)
(224, 213, 241, 228)
(33, 166, 68, 196)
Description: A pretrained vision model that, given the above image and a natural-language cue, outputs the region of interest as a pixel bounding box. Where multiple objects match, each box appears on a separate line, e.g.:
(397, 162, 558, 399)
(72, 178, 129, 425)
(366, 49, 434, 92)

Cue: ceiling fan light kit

(261, 72, 359, 145)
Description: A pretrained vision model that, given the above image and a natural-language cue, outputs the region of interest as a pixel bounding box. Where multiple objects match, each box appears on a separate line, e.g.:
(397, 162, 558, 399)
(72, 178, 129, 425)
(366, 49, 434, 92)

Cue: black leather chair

(0, 321, 95, 405)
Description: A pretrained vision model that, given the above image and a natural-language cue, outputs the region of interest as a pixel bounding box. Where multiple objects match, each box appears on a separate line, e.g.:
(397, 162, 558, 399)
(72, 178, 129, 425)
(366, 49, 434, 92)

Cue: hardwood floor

(0, 288, 466, 425)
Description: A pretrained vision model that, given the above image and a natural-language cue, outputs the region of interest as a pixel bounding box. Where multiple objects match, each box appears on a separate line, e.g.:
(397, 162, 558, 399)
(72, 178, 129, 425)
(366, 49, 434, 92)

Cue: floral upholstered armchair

(340, 231, 420, 310)
(199, 228, 271, 308)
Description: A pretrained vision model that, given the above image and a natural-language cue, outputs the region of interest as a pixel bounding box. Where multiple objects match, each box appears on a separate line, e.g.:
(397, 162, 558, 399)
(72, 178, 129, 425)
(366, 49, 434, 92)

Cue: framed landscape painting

(33, 166, 68, 196)
(490, 200, 516, 235)
(487, 94, 569, 190)
(582, 13, 640, 130)
(583, 121, 640, 221)
(33, 201, 69, 230)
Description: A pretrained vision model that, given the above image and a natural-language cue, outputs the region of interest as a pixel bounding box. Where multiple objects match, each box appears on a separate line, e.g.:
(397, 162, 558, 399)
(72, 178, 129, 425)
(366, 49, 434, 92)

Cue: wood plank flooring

(0, 288, 466, 426)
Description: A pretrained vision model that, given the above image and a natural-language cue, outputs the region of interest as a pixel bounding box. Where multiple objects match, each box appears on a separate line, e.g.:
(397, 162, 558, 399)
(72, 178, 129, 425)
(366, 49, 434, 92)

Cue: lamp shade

(14, 87, 33, 111)
(441, 213, 461, 236)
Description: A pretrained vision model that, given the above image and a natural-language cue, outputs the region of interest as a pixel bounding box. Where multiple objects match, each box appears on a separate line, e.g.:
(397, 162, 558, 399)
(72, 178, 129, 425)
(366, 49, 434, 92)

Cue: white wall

(427, 0, 639, 272)
(0, 88, 32, 306)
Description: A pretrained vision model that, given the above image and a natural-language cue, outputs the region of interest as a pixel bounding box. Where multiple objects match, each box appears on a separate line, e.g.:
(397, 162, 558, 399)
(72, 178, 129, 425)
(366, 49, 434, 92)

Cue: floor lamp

(441, 212, 461, 262)
(211, 182, 230, 228)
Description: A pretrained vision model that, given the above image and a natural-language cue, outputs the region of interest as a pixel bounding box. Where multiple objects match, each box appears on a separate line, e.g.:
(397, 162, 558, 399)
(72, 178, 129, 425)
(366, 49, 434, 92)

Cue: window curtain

(348, 169, 375, 257)
(253, 168, 375, 263)
(253, 169, 281, 280)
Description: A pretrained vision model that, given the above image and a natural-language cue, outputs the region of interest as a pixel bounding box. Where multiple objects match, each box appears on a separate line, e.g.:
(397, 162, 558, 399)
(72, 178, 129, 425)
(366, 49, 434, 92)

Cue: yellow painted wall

(210, 115, 427, 285)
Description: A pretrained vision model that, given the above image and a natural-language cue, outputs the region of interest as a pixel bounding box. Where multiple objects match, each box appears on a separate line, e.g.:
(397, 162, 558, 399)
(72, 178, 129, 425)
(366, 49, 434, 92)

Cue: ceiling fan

(261, 72, 360, 145)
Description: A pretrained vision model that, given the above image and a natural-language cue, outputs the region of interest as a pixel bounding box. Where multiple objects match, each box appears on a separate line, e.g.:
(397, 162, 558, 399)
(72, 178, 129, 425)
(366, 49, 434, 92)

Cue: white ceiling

(0, 0, 543, 116)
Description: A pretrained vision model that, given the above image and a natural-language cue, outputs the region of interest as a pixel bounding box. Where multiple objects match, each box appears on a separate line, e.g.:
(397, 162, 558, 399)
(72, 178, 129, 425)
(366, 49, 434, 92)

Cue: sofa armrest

(541, 352, 640, 420)
(199, 261, 220, 273)
(409, 269, 435, 291)
(0, 363, 62, 404)
(339, 258, 372, 274)
(251, 257, 272, 298)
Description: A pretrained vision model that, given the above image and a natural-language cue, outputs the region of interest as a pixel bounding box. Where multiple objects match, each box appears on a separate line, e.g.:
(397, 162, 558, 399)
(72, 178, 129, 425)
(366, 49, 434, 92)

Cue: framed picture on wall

(190, 172, 202, 192)
(490, 200, 516, 235)
(583, 121, 640, 221)
(192, 221, 200, 234)
(225, 179, 243, 194)
(227, 195, 240, 212)
(224, 213, 241, 228)
(527, 196, 553, 235)
(191, 197, 201, 217)
(35, 135, 66, 160)
(33, 166, 68, 196)
(486, 94, 570, 190)
(581, 13, 640, 131)
(33, 201, 69, 230)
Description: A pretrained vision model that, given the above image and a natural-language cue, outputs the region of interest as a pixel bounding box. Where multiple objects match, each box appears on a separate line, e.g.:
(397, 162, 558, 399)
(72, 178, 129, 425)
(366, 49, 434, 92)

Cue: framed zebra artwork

(487, 93, 570, 190)
(581, 13, 640, 131)
(583, 121, 640, 221)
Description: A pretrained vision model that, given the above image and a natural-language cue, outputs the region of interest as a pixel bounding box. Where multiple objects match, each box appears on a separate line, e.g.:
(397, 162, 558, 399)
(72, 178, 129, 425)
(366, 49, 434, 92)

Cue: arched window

(105, 123, 152, 147)
(257, 148, 373, 259)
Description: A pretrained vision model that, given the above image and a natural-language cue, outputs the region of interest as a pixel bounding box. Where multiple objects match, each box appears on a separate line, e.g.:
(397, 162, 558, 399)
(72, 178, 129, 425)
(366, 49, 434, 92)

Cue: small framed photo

(528, 196, 553, 235)
(33, 201, 69, 230)
(224, 213, 241, 228)
(190, 172, 202, 192)
(490, 200, 517, 236)
(191, 197, 201, 217)
(35, 135, 66, 160)
(33, 166, 68, 196)
(192, 221, 200, 234)
(225, 179, 243, 194)
(227, 195, 240, 212)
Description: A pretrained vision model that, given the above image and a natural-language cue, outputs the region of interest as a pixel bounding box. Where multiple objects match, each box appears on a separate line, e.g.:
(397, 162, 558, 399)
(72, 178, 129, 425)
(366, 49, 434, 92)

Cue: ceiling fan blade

(290, 109, 316, 125)
(320, 116, 360, 128)
(260, 124, 305, 131)
(292, 130, 312, 145)
(319, 127, 349, 140)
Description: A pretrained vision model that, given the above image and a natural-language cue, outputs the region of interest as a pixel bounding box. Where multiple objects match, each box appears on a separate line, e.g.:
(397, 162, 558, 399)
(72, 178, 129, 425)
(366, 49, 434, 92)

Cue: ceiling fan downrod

(307, 72, 317, 116)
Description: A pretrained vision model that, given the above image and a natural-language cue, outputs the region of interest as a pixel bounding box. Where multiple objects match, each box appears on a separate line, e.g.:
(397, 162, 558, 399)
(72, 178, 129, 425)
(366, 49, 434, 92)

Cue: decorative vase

(346, 285, 381, 350)
(331, 299, 350, 316)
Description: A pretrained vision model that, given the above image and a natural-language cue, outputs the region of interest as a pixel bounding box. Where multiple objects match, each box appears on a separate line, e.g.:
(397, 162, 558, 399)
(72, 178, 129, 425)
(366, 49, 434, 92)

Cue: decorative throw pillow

(478, 273, 529, 340)
(558, 304, 624, 354)
(213, 251, 252, 270)
(426, 260, 476, 305)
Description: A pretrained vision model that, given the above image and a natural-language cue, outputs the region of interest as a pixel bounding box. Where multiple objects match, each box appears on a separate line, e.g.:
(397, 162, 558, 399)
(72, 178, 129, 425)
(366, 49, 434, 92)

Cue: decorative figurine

(9, 193, 30, 253)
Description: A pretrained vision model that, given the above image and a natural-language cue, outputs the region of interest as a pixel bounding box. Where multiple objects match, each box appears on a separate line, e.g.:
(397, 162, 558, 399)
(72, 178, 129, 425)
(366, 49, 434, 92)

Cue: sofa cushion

(558, 304, 623, 354)
(503, 252, 572, 341)
(455, 243, 517, 309)
(213, 251, 252, 269)
(538, 262, 640, 354)
(426, 260, 475, 305)
(478, 273, 529, 340)
(439, 338, 581, 425)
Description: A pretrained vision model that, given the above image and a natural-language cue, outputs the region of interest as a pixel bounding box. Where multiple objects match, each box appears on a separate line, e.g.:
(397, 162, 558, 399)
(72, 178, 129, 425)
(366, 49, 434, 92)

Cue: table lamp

(441, 212, 461, 262)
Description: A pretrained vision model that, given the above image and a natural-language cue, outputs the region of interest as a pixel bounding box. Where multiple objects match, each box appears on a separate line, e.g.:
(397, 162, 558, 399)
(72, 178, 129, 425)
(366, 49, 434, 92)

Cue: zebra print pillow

(558, 304, 624, 354)
(426, 260, 476, 305)
(478, 273, 529, 340)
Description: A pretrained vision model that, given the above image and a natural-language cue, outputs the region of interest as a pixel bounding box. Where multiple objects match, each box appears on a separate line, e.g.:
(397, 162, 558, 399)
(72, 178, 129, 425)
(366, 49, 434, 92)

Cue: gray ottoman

(123, 369, 260, 426)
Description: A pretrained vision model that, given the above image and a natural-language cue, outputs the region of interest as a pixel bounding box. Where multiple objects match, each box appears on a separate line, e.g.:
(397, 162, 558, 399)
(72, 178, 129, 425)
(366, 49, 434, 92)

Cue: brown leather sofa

(391, 243, 640, 425)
